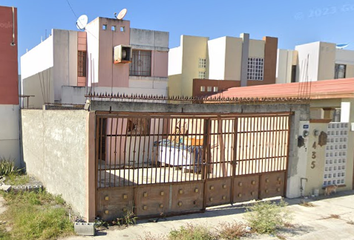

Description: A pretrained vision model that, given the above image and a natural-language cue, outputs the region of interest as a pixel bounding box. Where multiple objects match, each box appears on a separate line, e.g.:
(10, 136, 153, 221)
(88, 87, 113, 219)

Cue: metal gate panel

(259, 172, 286, 199)
(95, 112, 291, 220)
(235, 116, 289, 176)
(205, 178, 232, 207)
(96, 187, 134, 221)
(135, 185, 170, 217)
(170, 182, 204, 213)
(233, 174, 259, 202)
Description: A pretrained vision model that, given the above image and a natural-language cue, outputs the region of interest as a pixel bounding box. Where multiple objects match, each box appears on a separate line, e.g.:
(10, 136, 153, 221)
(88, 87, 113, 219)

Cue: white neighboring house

(277, 41, 354, 83)
(21, 17, 169, 108)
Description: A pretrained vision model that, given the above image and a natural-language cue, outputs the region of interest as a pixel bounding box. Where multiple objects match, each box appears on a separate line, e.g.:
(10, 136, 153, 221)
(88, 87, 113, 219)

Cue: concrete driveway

(64, 190, 354, 240)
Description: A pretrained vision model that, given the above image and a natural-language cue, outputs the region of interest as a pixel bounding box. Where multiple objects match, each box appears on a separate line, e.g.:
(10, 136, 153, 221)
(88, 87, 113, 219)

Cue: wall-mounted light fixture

(303, 130, 309, 137)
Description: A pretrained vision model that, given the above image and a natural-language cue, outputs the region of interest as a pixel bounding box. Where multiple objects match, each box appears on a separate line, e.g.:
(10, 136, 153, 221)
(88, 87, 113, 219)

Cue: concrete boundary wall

(21, 109, 89, 217)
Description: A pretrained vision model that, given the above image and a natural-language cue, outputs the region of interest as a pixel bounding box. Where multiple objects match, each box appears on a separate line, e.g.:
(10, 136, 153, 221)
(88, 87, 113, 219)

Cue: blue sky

(2, 0, 354, 63)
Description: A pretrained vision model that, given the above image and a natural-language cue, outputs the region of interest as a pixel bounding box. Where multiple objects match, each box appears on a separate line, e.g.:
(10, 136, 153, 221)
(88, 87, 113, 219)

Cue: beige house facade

(168, 34, 278, 97)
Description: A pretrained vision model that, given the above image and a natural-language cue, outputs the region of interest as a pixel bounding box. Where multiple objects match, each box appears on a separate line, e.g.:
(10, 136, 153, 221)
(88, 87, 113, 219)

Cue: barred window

(130, 50, 151, 76)
(247, 58, 264, 81)
(78, 51, 87, 77)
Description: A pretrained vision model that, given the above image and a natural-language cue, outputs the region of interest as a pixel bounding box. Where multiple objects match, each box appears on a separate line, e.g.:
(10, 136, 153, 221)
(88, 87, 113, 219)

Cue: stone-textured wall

(21, 109, 88, 217)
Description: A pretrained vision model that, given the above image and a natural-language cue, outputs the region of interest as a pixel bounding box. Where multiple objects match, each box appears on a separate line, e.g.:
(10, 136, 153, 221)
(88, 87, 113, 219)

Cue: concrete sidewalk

(64, 190, 354, 240)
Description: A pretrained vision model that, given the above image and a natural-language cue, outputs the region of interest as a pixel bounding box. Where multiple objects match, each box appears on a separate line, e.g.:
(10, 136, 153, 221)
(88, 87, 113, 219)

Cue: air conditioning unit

(113, 45, 132, 64)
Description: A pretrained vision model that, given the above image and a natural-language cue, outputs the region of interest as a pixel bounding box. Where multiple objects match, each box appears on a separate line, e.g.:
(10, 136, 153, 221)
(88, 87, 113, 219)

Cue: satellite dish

(76, 15, 88, 30)
(116, 8, 127, 20)
(336, 43, 349, 49)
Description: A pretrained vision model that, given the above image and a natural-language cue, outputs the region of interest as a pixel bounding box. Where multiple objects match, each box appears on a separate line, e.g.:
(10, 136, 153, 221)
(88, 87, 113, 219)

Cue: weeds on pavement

(217, 221, 247, 239)
(244, 199, 293, 234)
(139, 231, 166, 240)
(299, 200, 315, 207)
(346, 220, 354, 225)
(141, 221, 249, 240)
(169, 224, 216, 240)
(321, 214, 340, 220)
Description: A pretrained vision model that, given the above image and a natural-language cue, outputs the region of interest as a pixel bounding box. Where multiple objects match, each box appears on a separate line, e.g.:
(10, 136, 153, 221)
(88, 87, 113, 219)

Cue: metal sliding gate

(95, 112, 291, 220)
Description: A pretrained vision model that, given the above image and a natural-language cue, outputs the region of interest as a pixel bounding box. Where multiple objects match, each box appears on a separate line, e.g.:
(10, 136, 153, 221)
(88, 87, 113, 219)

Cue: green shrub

(105, 207, 137, 227)
(168, 224, 215, 240)
(145, 221, 247, 240)
(218, 221, 247, 240)
(0, 157, 20, 176)
(244, 200, 292, 234)
(117, 208, 137, 226)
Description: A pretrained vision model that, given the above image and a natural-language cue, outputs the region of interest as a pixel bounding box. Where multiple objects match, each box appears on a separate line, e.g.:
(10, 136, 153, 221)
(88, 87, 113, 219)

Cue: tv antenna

(76, 14, 88, 30)
(115, 8, 127, 20)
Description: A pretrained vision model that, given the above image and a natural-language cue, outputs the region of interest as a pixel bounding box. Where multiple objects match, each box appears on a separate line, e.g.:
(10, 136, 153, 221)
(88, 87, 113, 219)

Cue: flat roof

(211, 78, 354, 100)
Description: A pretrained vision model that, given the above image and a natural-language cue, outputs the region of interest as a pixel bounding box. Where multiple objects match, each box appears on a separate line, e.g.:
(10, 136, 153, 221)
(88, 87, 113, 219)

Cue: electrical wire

(65, 0, 98, 41)
(297, 54, 312, 101)
(65, 0, 78, 19)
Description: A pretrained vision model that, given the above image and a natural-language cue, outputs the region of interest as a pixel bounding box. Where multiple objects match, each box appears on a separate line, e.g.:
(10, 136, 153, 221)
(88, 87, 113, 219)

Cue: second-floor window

(335, 64, 346, 79)
(130, 50, 151, 76)
(78, 51, 87, 77)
